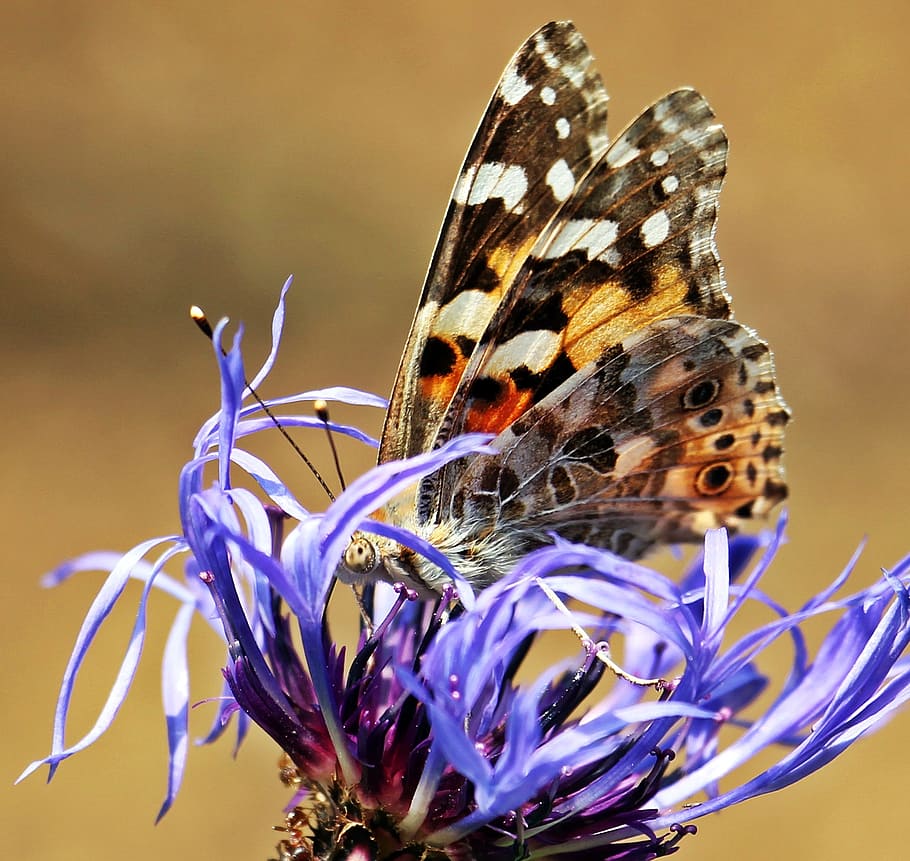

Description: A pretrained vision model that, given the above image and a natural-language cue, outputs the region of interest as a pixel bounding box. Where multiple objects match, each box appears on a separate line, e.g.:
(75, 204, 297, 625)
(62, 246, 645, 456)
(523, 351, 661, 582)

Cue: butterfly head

(336, 509, 530, 597)
(339, 533, 379, 580)
(336, 530, 449, 598)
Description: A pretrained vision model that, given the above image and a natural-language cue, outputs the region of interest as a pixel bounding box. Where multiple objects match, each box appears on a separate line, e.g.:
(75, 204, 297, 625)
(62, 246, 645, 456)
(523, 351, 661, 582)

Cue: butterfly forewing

(437, 89, 732, 447)
(380, 21, 610, 463)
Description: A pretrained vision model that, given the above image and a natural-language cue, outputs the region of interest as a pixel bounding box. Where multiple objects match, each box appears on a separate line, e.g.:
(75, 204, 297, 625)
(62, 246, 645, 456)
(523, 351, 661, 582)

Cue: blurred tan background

(4, 2, 908, 859)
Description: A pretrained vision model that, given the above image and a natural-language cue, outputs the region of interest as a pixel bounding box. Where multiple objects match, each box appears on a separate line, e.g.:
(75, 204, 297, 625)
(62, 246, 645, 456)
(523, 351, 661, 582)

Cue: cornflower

(20, 283, 910, 860)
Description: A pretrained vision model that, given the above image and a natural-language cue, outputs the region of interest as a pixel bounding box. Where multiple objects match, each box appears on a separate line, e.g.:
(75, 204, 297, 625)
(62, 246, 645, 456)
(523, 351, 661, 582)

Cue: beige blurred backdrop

(4, 2, 909, 859)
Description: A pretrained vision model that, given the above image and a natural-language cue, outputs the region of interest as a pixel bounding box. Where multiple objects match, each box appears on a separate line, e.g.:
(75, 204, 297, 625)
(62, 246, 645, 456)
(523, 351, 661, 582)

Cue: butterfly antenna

(314, 399, 347, 492)
(190, 305, 336, 503)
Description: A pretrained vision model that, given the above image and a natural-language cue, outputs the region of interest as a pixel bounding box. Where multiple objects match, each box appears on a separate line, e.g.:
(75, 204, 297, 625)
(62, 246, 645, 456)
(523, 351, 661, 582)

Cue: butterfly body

(339, 22, 789, 594)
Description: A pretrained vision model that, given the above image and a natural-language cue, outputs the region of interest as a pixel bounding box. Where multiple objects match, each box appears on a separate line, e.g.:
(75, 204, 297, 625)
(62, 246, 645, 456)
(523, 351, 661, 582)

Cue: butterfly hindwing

(449, 316, 789, 565)
(380, 22, 610, 463)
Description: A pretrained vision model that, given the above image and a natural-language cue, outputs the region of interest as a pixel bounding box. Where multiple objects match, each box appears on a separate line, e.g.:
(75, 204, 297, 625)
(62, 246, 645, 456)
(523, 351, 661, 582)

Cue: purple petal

(19, 541, 184, 782)
(246, 275, 293, 391)
(157, 601, 195, 821)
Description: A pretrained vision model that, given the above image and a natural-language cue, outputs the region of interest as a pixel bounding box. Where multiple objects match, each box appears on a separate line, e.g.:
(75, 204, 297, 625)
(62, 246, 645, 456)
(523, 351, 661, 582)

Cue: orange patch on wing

(651, 262, 694, 308)
(486, 233, 538, 294)
(465, 384, 534, 435)
(420, 350, 467, 407)
(563, 263, 693, 366)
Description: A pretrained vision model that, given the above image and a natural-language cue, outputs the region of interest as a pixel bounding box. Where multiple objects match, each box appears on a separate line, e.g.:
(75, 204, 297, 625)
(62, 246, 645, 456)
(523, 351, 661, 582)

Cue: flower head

(21, 284, 910, 859)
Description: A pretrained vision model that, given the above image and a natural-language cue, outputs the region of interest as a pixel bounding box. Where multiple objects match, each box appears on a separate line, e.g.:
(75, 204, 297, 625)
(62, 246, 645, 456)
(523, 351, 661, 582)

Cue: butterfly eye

(682, 378, 721, 410)
(695, 462, 734, 496)
(342, 535, 378, 577)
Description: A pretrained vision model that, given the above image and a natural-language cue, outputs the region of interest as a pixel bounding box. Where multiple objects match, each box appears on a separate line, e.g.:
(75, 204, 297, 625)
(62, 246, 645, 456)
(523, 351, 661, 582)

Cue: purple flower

(20, 284, 910, 859)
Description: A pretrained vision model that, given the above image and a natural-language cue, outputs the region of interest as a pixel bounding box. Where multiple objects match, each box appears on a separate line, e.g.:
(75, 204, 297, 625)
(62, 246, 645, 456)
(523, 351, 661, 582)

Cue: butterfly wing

(380, 21, 610, 462)
(422, 88, 757, 517)
(374, 21, 788, 582)
(449, 316, 789, 563)
(437, 87, 731, 447)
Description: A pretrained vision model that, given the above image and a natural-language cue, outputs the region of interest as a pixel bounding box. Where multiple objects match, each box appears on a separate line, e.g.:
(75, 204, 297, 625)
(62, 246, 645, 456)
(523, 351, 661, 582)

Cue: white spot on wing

(543, 218, 619, 260)
(486, 330, 562, 376)
(654, 98, 683, 133)
(453, 166, 477, 204)
(555, 117, 570, 139)
(534, 32, 588, 88)
(454, 162, 529, 211)
(433, 289, 501, 339)
(561, 60, 586, 89)
(650, 149, 669, 167)
(614, 435, 658, 478)
(540, 86, 556, 105)
(588, 131, 610, 161)
(499, 65, 533, 106)
(534, 34, 560, 70)
(640, 210, 671, 248)
(652, 97, 670, 122)
(681, 125, 712, 149)
(546, 158, 575, 202)
(661, 175, 679, 195)
(606, 136, 640, 168)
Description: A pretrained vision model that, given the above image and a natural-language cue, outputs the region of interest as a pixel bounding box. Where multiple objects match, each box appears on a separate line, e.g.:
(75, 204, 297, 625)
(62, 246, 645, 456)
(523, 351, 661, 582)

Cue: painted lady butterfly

(340, 21, 789, 594)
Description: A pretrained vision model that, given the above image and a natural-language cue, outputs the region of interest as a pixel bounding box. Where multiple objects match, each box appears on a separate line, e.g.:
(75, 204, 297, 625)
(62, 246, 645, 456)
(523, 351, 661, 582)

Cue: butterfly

(338, 21, 789, 595)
